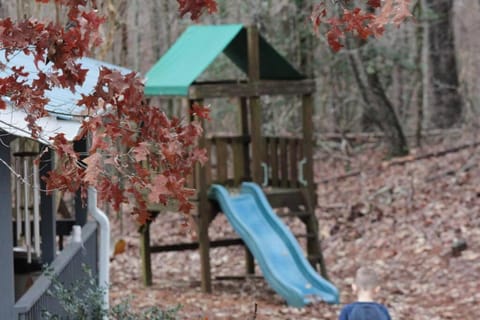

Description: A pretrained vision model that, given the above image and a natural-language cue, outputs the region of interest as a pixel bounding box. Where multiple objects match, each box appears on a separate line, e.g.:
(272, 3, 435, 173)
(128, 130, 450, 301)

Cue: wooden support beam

(302, 94, 315, 191)
(215, 275, 263, 281)
(240, 97, 249, 134)
(139, 223, 152, 286)
(188, 79, 316, 99)
(246, 25, 261, 275)
(248, 26, 260, 80)
(192, 99, 213, 293)
(239, 97, 251, 183)
(198, 203, 213, 293)
(150, 238, 244, 252)
(247, 26, 263, 186)
(301, 94, 329, 278)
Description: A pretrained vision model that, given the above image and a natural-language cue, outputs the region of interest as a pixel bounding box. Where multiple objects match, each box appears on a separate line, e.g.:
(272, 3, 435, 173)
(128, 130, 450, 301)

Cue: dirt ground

(110, 138, 480, 319)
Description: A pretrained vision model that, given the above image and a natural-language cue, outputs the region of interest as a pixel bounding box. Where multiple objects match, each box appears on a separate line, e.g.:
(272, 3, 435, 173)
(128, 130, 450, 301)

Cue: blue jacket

(338, 302, 391, 320)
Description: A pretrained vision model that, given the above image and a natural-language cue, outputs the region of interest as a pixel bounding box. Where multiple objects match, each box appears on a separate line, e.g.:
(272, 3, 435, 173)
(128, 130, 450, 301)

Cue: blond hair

(355, 267, 379, 291)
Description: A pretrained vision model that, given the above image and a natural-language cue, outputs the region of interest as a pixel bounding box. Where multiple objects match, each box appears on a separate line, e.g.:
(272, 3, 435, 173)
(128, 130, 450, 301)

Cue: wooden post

(40, 147, 56, 264)
(301, 94, 315, 194)
(247, 26, 262, 184)
(139, 222, 153, 286)
(198, 202, 213, 292)
(302, 93, 328, 279)
(74, 139, 88, 226)
(192, 99, 212, 293)
(0, 135, 15, 319)
(245, 25, 262, 275)
(240, 97, 251, 181)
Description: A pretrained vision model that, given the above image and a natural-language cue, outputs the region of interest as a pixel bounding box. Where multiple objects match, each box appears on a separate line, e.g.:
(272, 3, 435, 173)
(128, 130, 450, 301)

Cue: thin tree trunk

(425, 0, 462, 128)
(132, 0, 140, 71)
(55, 1, 60, 24)
(119, 0, 128, 66)
(415, 0, 426, 146)
(151, 0, 161, 60)
(16, 0, 23, 19)
(348, 41, 409, 158)
(0, 0, 5, 18)
(295, 0, 314, 77)
(163, 0, 175, 117)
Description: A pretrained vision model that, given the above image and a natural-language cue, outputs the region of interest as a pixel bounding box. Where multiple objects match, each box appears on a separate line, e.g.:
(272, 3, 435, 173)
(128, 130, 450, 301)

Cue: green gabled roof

(145, 24, 304, 97)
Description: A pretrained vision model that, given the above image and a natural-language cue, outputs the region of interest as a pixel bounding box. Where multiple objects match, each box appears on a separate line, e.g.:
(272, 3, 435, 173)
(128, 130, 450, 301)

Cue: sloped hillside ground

(110, 135, 480, 319)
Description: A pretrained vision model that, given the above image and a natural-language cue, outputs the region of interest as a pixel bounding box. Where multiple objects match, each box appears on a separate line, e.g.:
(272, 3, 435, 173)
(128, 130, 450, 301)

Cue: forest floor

(109, 133, 480, 320)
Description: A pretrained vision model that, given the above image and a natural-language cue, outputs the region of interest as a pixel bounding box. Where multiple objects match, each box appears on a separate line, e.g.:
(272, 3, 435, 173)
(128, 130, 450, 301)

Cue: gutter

(88, 187, 110, 314)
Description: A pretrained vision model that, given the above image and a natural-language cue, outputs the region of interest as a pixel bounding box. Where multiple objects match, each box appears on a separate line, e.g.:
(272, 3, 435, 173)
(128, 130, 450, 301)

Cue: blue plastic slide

(208, 182, 339, 307)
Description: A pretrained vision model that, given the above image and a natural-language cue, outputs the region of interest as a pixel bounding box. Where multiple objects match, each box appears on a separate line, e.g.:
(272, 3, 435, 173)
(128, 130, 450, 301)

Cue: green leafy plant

(42, 265, 182, 320)
(110, 299, 181, 320)
(42, 265, 108, 320)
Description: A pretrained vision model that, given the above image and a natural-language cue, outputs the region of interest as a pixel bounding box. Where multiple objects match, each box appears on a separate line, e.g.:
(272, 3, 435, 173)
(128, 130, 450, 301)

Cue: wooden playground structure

(140, 25, 327, 293)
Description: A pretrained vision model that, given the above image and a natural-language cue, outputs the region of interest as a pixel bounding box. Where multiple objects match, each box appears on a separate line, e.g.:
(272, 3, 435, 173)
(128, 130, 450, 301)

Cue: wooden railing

(14, 222, 98, 319)
(206, 136, 250, 186)
(204, 135, 304, 188)
(263, 137, 305, 188)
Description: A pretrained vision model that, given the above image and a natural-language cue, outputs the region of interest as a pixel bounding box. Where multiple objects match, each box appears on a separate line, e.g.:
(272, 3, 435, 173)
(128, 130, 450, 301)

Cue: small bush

(42, 265, 182, 320)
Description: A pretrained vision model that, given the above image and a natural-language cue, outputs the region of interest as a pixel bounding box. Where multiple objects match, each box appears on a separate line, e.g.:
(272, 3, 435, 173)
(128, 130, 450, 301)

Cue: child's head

(353, 267, 380, 298)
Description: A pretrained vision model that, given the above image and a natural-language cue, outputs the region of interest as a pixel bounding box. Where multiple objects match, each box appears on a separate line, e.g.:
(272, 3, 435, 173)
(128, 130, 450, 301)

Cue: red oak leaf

(367, 0, 382, 8)
(190, 102, 211, 120)
(177, 0, 218, 20)
(132, 142, 150, 162)
(82, 152, 103, 185)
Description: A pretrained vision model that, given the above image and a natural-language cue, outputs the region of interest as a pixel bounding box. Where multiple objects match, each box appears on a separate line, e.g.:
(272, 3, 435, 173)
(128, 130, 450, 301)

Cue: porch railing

(14, 221, 98, 320)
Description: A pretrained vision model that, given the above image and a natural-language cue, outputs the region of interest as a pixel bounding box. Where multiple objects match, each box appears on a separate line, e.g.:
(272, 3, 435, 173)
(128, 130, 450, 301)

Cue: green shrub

(42, 265, 182, 320)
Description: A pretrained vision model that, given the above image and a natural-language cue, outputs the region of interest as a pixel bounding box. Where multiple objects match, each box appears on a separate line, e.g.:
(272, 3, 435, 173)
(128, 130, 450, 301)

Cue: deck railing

(14, 221, 98, 320)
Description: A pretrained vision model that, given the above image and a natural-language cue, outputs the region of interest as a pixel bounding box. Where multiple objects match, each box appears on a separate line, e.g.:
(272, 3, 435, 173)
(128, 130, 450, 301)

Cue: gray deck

(14, 222, 98, 319)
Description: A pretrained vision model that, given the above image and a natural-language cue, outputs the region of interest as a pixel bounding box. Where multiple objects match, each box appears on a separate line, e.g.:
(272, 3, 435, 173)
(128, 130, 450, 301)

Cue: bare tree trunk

(97, 0, 118, 61)
(0, 0, 6, 18)
(425, 0, 463, 128)
(348, 41, 409, 158)
(414, 0, 427, 146)
(118, 0, 128, 66)
(132, 0, 140, 71)
(295, 0, 314, 77)
(16, 0, 23, 19)
(151, 0, 161, 60)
